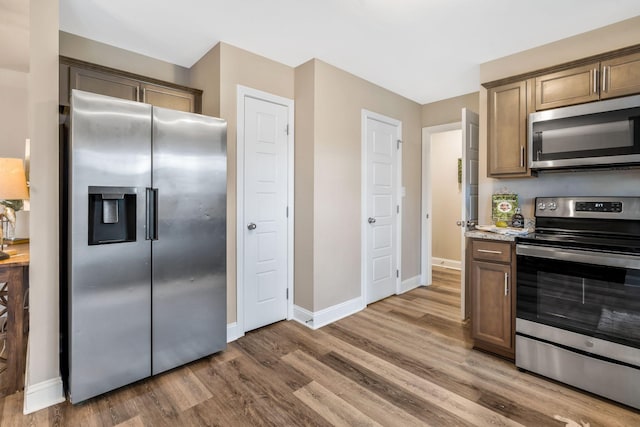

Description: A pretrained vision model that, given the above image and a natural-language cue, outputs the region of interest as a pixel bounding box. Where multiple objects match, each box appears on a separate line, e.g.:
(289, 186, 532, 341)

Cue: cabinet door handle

(520, 146, 524, 168)
(602, 65, 608, 93)
(478, 249, 502, 255)
(504, 272, 509, 296)
(593, 68, 598, 94)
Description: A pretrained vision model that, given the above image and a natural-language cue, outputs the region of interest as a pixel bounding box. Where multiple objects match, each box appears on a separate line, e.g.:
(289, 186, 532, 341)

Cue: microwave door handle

(517, 244, 640, 270)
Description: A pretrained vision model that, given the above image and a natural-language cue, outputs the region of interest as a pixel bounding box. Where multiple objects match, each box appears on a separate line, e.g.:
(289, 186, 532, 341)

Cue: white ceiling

(60, 0, 640, 104)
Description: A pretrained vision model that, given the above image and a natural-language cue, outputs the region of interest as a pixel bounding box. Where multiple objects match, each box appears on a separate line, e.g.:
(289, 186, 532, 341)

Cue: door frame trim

(420, 122, 461, 287)
(361, 109, 403, 304)
(236, 85, 295, 335)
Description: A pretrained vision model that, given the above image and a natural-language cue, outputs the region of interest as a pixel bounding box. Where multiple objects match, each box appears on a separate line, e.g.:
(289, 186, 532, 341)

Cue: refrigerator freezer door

(68, 90, 152, 403)
(151, 107, 227, 374)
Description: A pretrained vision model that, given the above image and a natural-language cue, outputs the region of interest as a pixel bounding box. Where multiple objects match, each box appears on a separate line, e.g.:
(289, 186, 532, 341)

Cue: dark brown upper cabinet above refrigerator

(59, 57, 202, 114)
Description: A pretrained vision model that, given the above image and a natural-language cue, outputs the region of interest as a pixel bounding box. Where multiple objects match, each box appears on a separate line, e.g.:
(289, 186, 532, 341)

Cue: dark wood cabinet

(0, 245, 29, 397)
(141, 83, 195, 113)
(487, 79, 533, 177)
(470, 239, 515, 359)
(70, 66, 140, 103)
(59, 57, 202, 113)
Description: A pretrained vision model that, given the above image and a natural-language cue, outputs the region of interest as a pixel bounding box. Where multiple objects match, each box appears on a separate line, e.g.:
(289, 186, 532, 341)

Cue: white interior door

(364, 112, 401, 304)
(243, 96, 289, 332)
(461, 108, 479, 320)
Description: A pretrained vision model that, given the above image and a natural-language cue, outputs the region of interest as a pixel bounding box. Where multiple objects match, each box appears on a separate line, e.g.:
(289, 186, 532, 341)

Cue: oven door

(516, 243, 640, 350)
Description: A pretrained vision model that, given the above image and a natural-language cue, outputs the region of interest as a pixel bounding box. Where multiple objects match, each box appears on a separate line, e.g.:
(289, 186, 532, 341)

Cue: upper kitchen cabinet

(600, 51, 640, 100)
(70, 66, 140, 102)
(487, 79, 533, 177)
(484, 44, 640, 180)
(535, 63, 600, 110)
(141, 83, 196, 113)
(535, 51, 640, 110)
(59, 57, 202, 113)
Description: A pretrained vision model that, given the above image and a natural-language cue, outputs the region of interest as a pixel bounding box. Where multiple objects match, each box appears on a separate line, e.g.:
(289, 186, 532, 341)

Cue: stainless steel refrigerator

(65, 89, 226, 403)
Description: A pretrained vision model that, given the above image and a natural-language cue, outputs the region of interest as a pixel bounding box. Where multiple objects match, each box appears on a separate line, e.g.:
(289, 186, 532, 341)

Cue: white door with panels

(364, 112, 401, 304)
(243, 96, 289, 332)
(460, 108, 479, 319)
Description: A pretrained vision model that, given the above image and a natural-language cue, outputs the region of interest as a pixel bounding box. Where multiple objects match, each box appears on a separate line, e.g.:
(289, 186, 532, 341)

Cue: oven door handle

(516, 244, 640, 270)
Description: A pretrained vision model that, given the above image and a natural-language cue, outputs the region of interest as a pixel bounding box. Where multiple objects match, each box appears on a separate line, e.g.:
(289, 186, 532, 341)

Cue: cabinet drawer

(472, 240, 511, 263)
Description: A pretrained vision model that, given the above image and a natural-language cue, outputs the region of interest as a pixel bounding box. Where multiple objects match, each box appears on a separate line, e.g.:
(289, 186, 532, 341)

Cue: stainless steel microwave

(528, 94, 640, 171)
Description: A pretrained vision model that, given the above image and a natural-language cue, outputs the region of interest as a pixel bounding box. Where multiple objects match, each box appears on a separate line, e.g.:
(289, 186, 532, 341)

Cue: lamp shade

(0, 158, 29, 200)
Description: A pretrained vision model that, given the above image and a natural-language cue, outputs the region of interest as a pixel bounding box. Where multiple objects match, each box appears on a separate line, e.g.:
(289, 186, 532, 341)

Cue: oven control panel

(575, 201, 623, 213)
(535, 197, 640, 219)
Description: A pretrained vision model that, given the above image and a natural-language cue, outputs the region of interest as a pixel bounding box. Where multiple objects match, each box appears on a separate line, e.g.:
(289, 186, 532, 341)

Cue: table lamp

(0, 158, 29, 260)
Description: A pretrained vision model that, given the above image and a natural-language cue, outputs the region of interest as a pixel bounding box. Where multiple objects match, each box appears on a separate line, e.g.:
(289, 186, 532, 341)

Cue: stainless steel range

(516, 197, 640, 409)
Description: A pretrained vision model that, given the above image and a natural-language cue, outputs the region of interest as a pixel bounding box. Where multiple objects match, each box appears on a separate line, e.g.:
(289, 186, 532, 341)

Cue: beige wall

(430, 130, 462, 262)
(421, 92, 479, 127)
(0, 0, 29, 73)
(0, 69, 28, 158)
(0, 1, 29, 157)
(480, 16, 640, 83)
(59, 31, 191, 87)
(217, 43, 295, 323)
(0, 68, 30, 238)
(293, 60, 315, 311)
(27, 0, 60, 392)
(312, 60, 422, 310)
(190, 44, 221, 118)
(478, 16, 640, 225)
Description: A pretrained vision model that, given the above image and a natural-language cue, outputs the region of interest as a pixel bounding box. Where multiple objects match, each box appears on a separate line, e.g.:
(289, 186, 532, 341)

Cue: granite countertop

(465, 229, 532, 242)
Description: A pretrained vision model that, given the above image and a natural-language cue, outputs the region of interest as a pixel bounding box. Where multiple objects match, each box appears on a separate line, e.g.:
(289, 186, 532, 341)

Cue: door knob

(247, 223, 257, 230)
(368, 217, 376, 224)
(456, 221, 463, 226)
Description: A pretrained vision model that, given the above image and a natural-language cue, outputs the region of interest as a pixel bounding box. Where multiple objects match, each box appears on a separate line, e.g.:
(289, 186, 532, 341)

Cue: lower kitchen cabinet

(470, 239, 516, 359)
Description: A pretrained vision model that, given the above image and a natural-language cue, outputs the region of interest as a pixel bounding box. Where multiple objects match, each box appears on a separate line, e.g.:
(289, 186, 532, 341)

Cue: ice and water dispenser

(88, 186, 137, 245)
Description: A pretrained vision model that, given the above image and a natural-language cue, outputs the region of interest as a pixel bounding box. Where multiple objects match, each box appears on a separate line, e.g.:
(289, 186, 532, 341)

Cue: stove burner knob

(548, 201, 557, 210)
(538, 202, 546, 210)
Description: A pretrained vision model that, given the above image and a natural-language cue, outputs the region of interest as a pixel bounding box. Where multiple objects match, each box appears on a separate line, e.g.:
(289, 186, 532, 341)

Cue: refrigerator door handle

(145, 187, 159, 240)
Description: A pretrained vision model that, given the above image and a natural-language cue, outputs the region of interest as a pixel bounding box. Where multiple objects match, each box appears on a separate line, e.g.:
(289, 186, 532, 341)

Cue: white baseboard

(432, 257, 462, 270)
(23, 377, 65, 414)
(293, 296, 365, 330)
(399, 275, 421, 293)
(292, 305, 315, 328)
(226, 322, 244, 343)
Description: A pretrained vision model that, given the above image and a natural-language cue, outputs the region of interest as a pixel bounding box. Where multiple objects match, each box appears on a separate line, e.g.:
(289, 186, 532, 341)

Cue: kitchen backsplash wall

(478, 168, 640, 225)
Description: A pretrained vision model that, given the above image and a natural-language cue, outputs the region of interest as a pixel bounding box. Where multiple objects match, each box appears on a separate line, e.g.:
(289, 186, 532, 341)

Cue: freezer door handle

(146, 187, 158, 240)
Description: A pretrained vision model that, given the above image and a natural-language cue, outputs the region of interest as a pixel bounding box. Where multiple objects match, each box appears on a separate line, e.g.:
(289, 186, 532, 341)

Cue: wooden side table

(0, 244, 29, 396)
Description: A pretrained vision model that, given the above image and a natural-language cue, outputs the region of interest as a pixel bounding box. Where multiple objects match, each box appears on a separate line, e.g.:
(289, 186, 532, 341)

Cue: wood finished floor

(2, 266, 639, 426)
